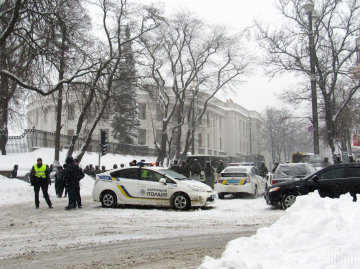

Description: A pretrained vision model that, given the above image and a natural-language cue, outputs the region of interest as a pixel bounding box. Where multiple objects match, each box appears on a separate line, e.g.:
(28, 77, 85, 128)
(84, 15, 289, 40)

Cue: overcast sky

(139, 0, 301, 113)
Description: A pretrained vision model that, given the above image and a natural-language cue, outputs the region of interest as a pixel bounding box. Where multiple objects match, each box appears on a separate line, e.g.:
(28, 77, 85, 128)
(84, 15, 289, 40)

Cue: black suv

(265, 163, 360, 209)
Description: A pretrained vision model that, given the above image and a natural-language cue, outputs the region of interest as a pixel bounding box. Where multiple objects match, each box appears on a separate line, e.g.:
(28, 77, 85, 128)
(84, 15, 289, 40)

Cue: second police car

(92, 165, 215, 210)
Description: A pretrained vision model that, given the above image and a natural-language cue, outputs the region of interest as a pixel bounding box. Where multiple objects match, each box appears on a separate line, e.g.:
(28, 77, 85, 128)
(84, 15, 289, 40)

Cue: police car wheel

(172, 193, 190, 211)
(101, 191, 117, 208)
(218, 193, 225, 199)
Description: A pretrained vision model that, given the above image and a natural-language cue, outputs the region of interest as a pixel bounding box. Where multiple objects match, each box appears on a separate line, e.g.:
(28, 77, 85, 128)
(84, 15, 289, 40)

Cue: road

(1, 231, 259, 269)
(0, 196, 283, 268)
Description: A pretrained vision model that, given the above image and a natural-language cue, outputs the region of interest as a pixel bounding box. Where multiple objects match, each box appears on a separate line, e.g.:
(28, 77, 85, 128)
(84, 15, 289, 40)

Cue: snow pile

(0, 175, 94, 206)
(200, 192, 360, 269)
(0, 175, 34, 205)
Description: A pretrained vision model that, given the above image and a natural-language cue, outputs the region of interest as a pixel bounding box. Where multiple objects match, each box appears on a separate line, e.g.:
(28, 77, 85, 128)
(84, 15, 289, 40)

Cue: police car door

(111, 168, 140, 204)
(138, 169, 169, 206)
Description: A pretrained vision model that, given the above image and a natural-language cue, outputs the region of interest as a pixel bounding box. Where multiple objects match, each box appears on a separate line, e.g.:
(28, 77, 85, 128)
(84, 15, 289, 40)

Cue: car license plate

(212, 194, 216, 199)
(227, 179, 239, 184)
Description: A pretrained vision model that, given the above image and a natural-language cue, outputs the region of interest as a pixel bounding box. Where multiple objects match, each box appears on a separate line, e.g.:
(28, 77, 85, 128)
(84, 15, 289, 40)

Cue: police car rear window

(221, 172, 247, 178)
(110, 169, 138, 179)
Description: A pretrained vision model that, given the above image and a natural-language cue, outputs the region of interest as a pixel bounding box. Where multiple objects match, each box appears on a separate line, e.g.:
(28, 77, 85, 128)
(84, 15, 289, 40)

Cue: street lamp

(303, 0, 320, 155)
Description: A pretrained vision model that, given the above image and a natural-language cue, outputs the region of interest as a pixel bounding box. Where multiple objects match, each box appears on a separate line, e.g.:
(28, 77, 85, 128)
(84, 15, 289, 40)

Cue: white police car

(92, 166, 215, 210)
(215, 166, 266, 199)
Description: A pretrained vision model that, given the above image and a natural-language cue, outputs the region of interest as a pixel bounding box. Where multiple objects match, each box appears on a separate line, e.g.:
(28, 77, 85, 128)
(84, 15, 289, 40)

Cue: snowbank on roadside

(0, 147, 156, 174)
(200, 192, 360, 269)
(0, 175, 34, 205)
(0, 175, 94, 206)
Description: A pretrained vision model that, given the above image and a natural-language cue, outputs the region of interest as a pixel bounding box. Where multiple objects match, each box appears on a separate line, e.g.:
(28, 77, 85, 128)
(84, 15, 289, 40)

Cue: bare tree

(263, 107, 313, 163)
(139, 12, 249, 165)
(67, 0, 160, 162)
(255, 0, 360, 154)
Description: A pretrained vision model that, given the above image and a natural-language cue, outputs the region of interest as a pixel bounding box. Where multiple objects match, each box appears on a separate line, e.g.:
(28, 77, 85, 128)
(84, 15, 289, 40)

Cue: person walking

(11, 164, 18, 178)
(74, 159, 85, 208)
(30, 158, 52, 209)
(63, 157, 81, 210)
(204, 162, 215, 189)
(55, 166, 64, 198)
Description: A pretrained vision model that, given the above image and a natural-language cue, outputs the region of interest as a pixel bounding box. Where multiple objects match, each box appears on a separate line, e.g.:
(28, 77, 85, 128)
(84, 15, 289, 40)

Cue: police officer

(63, 157, 81, 210)
(204, 162, 215, 189)
(180, 161, 191, 178)
(259, 162, 268, 177)
(170, 160, 180, 173)
(55, 166, 64, 198)
(191, 159, 202, 176)
(74, 159, 85, 208)
(216, 160, 225, 174)
(30, 158, 52, 209)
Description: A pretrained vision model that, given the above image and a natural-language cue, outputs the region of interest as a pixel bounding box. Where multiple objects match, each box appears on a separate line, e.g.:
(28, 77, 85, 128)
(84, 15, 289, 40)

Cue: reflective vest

(33, 164, 47, 179)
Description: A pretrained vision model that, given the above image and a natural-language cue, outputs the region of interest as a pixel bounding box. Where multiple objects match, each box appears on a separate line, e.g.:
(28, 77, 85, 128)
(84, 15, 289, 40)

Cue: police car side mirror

(159, 178, 167, 184)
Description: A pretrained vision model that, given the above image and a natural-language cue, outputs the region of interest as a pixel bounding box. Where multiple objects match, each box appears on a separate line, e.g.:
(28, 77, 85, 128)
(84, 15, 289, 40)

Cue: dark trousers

(67, 185, 76, 207)
(75, 187, 81, 206)
(34, 181, 52, 208)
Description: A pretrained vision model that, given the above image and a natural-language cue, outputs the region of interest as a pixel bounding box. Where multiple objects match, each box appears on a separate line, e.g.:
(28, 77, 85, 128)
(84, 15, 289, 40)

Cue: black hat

(65, 156, 74, 164)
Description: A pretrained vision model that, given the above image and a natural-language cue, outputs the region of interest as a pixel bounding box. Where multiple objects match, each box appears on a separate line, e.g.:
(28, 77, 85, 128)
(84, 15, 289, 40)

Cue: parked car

(215, 166, 266, 199)
(265, 163, 360, 209)
(269, 163, 317, 186)
(92, 166, 215, 210)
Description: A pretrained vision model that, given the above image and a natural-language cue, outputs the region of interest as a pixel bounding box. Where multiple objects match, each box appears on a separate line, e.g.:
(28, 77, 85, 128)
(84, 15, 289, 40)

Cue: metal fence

(6, 129, 157, 156)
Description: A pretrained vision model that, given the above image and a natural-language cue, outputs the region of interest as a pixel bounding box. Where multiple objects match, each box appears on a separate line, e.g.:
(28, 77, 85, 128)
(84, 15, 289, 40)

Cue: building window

(67, 104, 75, 121)
(138, 129, 146, 145)
(156, 129, 162, 144)
(156, 104, 162, 121)
(43, 108, 49, 123)
(207, 134, 211, 147)
(138, 103, 146, 120)
(35, 110, 39, 125)
(102, 106, 110, 120)
(68, 129, 74, 136)
(198, 133, 202, 147)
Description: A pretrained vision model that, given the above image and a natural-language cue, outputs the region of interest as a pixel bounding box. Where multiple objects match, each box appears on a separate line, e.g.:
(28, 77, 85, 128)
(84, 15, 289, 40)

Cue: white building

(26, 89, 269, 161)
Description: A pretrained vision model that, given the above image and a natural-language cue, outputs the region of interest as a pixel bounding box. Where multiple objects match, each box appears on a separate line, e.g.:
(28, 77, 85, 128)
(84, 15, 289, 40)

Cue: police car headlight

(188, 186, 203, 192)
(269, 187, 280, 192)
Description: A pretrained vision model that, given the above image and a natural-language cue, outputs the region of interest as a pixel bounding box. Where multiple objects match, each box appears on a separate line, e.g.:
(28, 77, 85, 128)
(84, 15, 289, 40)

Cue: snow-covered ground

(200, 192, 360, 269)
(0, 147, 156, 176)
(0, 175, 283, 259)
(0, 174, 94, 205)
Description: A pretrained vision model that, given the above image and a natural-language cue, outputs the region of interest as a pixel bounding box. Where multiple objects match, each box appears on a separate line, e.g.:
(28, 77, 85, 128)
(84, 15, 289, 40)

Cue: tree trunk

(67, 87, 95, 158)
(54, 22, 67, 162)
(156, 123, 168, 165)
(0, 41, 8, 155)
(324, 96, 336, 154)
(54, 87, 63, 160)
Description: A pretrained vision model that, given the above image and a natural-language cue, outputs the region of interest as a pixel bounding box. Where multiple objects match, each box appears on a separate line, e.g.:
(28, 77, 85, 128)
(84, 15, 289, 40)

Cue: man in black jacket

(63, 157, 81, 210)
(74, 159, 85, 208)
(30, 158, 52, 209)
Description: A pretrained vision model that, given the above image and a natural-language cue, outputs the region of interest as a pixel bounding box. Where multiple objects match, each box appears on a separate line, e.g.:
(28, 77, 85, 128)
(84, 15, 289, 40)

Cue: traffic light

(100, 130, 107, 156)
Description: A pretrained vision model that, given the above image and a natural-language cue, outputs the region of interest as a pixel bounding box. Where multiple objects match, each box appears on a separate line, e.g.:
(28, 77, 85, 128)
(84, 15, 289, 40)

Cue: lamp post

(303, 0, 320, 155)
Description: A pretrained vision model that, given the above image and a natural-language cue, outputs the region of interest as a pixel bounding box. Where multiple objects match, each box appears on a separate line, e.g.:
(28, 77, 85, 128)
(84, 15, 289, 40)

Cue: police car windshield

(158, 169, 187, 180)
